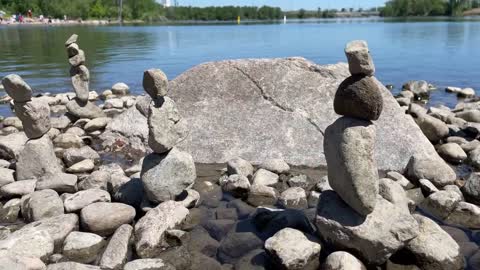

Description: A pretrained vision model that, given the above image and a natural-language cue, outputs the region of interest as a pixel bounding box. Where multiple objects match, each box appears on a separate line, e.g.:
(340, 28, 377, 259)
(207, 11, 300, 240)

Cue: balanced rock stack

(64, 34, 104, 119)
(316, 41, 420, 264)
(140, 68, 196, 204)
(1, 75, 64, 181)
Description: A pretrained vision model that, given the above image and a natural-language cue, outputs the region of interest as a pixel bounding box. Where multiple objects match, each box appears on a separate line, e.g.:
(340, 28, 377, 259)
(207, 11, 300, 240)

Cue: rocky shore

(0, 35, 479, 270)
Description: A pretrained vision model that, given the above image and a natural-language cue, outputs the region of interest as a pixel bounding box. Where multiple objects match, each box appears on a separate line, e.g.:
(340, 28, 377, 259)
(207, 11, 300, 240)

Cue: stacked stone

(317, 41, 420, 265)
(324, 40, 383, 216)
(64, 34, 104, 119)
(66, 34, 89, 103)
(1, 75, 51, 139)
(1, 74, 64, 181)
(140, 69, 196, 204)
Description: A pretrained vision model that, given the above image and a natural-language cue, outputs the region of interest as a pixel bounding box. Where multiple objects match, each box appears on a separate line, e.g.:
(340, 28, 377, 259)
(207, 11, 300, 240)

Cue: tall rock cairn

(65, 34, 89, 103)
(324, 40, 384, 216)
(64, 34, 104, 119)
(140, 69, 196, 204)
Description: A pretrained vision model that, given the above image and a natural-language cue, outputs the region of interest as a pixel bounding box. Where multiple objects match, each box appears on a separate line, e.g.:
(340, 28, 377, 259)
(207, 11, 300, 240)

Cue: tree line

(0, 1, 283, 21)
(380, 0, 480, 17)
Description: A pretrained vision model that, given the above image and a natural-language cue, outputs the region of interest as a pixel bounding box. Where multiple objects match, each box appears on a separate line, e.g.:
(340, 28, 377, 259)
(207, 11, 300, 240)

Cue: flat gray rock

(66, 98, 105, 119)
(80, 202, 135, 236)
(13, 100, 51, 139)
(168, 58, 437, 171)
(99, 224, 133, 270)
(64, 189, 111, 213)
(315, 191, 418, 265)
(62, 231, 105, 264)
(47, 262, 100, 270)
(2, 74, 33, 102)
(22, 189, 64, 222)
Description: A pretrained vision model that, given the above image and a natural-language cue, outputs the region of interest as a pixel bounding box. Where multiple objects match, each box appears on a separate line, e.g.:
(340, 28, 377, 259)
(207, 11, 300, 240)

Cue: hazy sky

(171, 0, 387, 10)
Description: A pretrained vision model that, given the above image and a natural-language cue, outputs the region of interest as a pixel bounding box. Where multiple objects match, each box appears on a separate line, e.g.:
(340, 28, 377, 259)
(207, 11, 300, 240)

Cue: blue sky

(168, 0, 387, 10)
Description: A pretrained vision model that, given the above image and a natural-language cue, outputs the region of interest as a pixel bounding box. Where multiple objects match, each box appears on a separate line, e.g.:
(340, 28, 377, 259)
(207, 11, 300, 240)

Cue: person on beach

(27, 10, 32, 18)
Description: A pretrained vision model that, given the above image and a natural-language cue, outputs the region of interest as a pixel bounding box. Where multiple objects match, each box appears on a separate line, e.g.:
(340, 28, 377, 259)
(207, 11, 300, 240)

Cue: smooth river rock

(16, 135, 62, 180)
(141, 147, 196, 203)
(13, 100, 51, 139)
(168, 58, 437, 171)
(2, 74, 33, 102)
(324, 117, 378, 216)
(80, 202, 135, 236)
(334, 75, 383, 121)
(143, 69, 168, 99)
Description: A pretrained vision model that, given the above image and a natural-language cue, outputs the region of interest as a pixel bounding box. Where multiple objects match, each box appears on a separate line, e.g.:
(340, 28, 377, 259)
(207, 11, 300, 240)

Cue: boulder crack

(233, 65, 325, 136)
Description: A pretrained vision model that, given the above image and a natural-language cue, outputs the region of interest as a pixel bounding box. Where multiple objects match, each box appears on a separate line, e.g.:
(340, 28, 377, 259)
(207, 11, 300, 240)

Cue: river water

(1, 17, 480, 116)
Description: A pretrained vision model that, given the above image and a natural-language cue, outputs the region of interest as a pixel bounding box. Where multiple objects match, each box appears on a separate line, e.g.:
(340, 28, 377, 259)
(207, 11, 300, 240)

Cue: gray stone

(420, 190, 462, 220)
(64, 189, 111, 213)
(334, 75, 383, 120)
(0, 251, 47, 270)
(68, 49, 85, 67)
(279, 187, 308, 210)
(456, 110, 480, 123)
(22, 189, 63, 222)
(105, 106, 148, 142)
(288, 174, 311, 189)
(50, 116, 71, 130)
(252, 168, 279, 186)
(66, 98, 106, 119)
(324, 117, 378, 216)
(259, 158, 290, 174)
(84, 117, 109, 132)
(2, 74, 32, 102)
(344, 40, 375, 76)
(36, 173, 77, 193)
(386, 171, 415, 190)
(168, 58, 437, 171)
(405, 154, 456, 187)
(379, 178, 411, 213)
(0, 229, 54, 261)
(462, 140, 480, 152)
(134, 201, 189, 258)
(264, 228, 321, 270)
(124, 259, 175, 270)
(247, 185, 278, 207)
(63, 146, 100, 167)
(47, 262, 100, 270)
(406, 214, 463, 270)
(148, 97, 189, 153)
(403, 80, 430, 99)
(80, 202, 135, 236)
(186, 226, 220, 257)
(67, 159, 94, 173)
(53, 133, 84, 149)
(415, 114, 449, 142)
(99, 224, 133, 270)
(143, 69, 168, 99)
(3, 116, 23, 129)
(419, 179, 439, 196)
(141, 148, 196, 203)
(462, 172, 480, 204)
(315, 191, 419, 265)
(0, 180, 36, 199)
(0, 167, 14, 187)
(16, 135, 61, 181)
(62, 231, 105, 264)
(445, 202, 480, 229)
(111, 83, 129, 96)
(67, 43, 80, 58)
(227, 157, 254, 179)
(203, 219, 236, 241)
(218, 222, 264, 264)
(468, 146, 480, 169)
(65, 34, 78, 47)
(323, 251, 366, 270)
(14, 100, 51, 139)
(220, 174, 250, 198)
(70, 65, 89, 103)
(437, 143, 467, 164)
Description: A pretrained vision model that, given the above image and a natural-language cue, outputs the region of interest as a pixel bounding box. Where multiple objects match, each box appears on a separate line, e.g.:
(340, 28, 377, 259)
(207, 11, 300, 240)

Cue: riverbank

(1, 51, 480, 269)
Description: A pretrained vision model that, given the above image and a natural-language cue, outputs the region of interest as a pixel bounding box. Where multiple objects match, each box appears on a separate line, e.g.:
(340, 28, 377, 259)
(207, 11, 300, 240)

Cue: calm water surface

(1, 18, 480, 116)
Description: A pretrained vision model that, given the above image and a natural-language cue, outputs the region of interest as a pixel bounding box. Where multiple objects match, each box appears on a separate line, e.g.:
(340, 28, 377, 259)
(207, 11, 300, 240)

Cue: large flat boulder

(169, 57, 437, 171)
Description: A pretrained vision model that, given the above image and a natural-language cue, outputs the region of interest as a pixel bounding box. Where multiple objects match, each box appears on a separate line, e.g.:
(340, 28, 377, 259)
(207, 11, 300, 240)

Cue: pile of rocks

(317, 40, 464, 269)
(64, 34, 105, 120)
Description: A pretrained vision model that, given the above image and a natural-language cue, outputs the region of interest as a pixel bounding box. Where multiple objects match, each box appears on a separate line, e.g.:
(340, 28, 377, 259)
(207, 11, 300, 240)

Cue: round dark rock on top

(334, 75, 384, 121)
